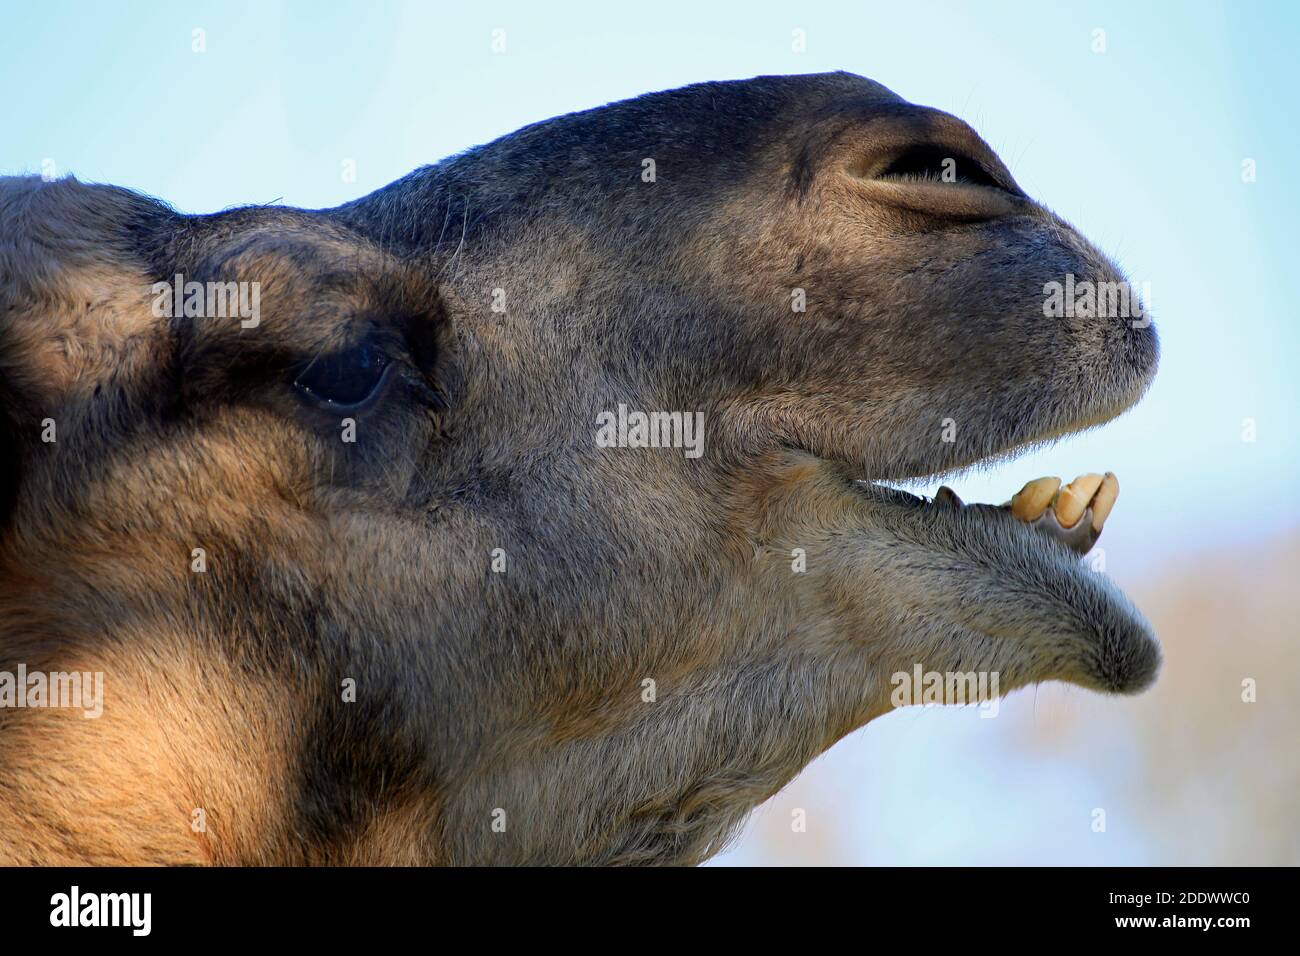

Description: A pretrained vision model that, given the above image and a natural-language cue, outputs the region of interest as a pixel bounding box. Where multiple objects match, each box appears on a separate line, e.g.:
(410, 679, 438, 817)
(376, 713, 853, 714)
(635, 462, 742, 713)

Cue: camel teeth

(1010, 477, 1060, 521)
(1090, 472, 1119, 532)
(1054, 473, 1104, 529)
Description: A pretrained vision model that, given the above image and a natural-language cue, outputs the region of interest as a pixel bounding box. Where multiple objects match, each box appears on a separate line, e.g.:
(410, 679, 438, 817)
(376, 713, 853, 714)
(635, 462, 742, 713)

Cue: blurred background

(3, 0, 1296, 864)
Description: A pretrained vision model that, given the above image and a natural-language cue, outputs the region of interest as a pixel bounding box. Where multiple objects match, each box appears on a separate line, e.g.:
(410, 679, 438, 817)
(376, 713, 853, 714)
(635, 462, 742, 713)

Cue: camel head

(0, 72, 1158, 865)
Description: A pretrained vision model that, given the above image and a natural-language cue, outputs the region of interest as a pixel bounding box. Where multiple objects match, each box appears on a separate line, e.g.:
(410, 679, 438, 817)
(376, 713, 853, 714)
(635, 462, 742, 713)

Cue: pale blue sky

(3, 0, 1297, 574)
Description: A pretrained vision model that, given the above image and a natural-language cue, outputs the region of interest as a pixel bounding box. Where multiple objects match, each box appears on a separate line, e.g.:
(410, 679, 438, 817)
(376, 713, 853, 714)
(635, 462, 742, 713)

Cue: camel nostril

(876, 145, 1009, 192)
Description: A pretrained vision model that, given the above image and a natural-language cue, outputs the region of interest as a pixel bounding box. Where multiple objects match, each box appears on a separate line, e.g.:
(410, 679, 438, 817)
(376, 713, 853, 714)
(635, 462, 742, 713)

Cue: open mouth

(842, 462, 1161, 697)
(870, 472, 1117, 558)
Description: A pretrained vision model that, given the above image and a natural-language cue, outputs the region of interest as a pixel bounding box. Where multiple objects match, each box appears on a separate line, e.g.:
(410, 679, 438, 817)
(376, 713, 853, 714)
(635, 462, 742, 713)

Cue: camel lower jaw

(848, 477, 1161, 696)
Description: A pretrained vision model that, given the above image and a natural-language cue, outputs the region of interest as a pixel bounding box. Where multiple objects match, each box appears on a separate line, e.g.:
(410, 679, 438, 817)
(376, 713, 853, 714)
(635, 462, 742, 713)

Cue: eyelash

(292, 343, 392, 410)
(291, 352, 448, 419)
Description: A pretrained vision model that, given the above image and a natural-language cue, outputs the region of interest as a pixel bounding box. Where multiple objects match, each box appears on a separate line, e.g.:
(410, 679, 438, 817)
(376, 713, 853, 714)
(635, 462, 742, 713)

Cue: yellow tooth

(1055, 473, 1104, 529)
(1090, 472, 1119, 532)
(1010, 477, 1061, 521)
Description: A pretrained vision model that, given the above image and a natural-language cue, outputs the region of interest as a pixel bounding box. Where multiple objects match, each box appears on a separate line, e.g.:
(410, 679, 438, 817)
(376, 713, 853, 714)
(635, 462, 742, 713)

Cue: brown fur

(0, 72, 1158, 865)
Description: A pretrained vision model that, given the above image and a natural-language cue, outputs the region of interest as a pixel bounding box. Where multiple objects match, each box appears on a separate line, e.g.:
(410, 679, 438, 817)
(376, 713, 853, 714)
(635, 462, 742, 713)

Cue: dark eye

(293, 343, 391, 409)
(877, 146, 1006, 191)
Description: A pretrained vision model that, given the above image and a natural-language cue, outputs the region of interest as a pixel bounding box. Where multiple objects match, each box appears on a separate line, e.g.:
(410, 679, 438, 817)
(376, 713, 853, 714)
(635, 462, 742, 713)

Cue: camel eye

(293, 343, 391, 409)
(877, 145, 1006, 191)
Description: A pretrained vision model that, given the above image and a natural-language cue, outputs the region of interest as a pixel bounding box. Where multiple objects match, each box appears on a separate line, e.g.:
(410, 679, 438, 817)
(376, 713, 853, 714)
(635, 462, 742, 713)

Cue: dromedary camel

(0, 72, 1158, 864)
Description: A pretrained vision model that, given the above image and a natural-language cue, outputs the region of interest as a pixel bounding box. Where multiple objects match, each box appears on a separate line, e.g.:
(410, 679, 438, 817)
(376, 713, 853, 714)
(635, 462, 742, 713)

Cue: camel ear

(0, 175, 180, 530)
(0, 177, 55, 530)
